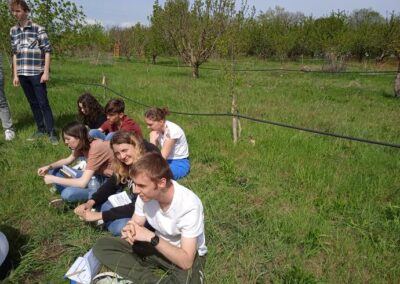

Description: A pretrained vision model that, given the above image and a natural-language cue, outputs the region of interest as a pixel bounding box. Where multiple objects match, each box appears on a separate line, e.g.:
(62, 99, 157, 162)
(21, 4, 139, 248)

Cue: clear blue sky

(71, 0, 399, 27)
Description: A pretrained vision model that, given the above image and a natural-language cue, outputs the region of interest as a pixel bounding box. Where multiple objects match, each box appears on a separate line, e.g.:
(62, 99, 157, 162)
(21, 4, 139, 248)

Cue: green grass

(0, 55, 399, 283)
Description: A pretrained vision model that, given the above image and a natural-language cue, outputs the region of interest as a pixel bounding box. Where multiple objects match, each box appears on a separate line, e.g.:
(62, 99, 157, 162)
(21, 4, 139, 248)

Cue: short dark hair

(62, 121, 92, 153)
(105, 99, 125, 114)
(10, 0, 31, 12)
(129, 152, 173, 186)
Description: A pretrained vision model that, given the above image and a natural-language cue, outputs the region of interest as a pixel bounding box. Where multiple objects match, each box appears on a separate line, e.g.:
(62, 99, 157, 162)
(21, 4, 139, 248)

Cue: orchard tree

(145, 0, 169, 64)
(310, 12, 348, 58)
(131, 23, 148, 59)
(0, 1, 14, 57)
(109, 26, 135, 61)
(27, 0, 85, 55)
(347, 9, 385, 61)
(153, 0, 238, 78)
(76, 23, 111, 53)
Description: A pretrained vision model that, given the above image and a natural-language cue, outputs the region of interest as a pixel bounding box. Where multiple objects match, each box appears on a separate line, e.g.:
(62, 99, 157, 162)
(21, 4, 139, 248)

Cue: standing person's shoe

(27, 130, 46, 141)
(4, 129, 15, 141)
(49, 134, 59, 145)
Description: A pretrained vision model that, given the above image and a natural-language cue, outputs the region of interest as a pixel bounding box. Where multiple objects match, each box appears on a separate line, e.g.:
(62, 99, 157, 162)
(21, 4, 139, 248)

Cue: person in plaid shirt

(9, 0, 58, 145)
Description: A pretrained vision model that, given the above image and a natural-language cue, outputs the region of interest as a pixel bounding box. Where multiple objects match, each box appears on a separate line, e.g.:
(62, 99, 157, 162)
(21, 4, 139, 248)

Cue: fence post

(231, 94, 240, 144)
(102, 75, 107, 99)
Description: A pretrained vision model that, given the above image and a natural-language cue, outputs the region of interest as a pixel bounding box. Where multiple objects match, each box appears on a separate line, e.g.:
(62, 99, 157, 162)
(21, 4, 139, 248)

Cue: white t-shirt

(0, 232, 9, 266)
(135, 180, 207, 256)
(158, 121, 189, 160)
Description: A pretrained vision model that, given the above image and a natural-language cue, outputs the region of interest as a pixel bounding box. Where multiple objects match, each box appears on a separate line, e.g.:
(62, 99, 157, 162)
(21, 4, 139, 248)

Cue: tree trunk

(152, 54, 157, 64)
(191, 64, 199, 78)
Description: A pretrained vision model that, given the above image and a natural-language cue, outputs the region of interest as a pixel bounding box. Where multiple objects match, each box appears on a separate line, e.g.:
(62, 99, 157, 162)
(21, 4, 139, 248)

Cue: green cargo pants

(93, 237, 206, 284)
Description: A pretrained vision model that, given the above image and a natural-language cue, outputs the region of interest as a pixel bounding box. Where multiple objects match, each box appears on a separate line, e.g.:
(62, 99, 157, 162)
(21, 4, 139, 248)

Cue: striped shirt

(10, 21, 51, 76)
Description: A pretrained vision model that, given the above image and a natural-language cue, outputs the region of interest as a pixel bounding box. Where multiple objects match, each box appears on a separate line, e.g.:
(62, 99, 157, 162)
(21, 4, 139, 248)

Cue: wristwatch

(150, 235, 159, 247)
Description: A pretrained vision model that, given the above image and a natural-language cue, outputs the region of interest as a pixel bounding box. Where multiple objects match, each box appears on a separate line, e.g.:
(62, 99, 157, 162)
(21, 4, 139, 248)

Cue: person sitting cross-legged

(89, 98, 142, 141)
(144, 107, 190, 180)
(93, 152, 207, 283)
(37, 122, 114, 204)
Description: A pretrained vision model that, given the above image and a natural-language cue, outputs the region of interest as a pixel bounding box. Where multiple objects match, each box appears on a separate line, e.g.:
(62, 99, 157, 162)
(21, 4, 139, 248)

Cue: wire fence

(54, 76, 400, 149)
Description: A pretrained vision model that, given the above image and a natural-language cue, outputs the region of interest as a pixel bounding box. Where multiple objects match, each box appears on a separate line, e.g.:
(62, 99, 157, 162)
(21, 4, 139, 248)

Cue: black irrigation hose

(145, 61, 397, 75)
(53, 77, 400, 149)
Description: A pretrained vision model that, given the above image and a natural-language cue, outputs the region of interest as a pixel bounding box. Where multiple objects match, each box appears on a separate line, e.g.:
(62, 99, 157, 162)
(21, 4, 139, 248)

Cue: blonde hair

(110, 131, 145, 184)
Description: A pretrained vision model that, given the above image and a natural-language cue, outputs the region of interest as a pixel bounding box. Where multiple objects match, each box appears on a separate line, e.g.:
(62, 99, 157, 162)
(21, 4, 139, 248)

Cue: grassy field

(0, 55, 399, 283)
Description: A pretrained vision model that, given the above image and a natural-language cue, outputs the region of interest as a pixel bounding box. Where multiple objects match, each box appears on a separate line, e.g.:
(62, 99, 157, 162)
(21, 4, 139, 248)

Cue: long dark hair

(77, 93, 105, 127)
(62, 121, 92, 153)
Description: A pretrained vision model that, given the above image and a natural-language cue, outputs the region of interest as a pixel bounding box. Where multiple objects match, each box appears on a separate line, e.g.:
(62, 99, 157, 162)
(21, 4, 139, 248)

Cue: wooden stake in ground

(102, 75, 107, 99)
(231, 94, 240, 144)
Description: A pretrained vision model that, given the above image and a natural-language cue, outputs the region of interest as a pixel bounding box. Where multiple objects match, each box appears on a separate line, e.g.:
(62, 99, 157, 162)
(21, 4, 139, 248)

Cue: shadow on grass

(54, 113, 79, 129)
(381, 90, 398, 99)
(0, 224, 30, 281)
(13, 112, 77, 135)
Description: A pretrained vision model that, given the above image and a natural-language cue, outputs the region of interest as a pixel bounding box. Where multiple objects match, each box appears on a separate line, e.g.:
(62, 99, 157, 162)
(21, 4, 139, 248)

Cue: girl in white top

(144, 107, 190, 180)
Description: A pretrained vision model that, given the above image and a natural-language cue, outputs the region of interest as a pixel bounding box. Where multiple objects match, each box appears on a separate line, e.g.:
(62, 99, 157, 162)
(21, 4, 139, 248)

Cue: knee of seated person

(60, 188, 81, 202)
(93, 237, 115, 257)
(172, 167, 190, 180)
(107, 224, 123, 236)
(107, 219, 129, 236)
(88, 129, 101, 138)
(60, 189, 73, 201)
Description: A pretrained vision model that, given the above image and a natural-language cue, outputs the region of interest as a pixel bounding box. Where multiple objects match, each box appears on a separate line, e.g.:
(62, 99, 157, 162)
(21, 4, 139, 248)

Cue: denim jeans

(100, 200, 130, 236)
(89, 129, 114, 141)
(0, 57, 13, 131)
(49, 167, 108, 202)
(167, 158, 190, 180)
(18, 74, 55, 134)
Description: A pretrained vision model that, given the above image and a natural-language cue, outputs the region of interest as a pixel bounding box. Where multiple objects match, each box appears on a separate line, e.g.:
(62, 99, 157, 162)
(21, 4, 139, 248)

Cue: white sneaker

(5, 129, 15, 141)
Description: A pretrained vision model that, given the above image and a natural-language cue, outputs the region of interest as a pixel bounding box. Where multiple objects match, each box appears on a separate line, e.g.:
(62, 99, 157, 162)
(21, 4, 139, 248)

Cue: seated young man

(93, 152, 207, 283)
(89, 98, 142, 141)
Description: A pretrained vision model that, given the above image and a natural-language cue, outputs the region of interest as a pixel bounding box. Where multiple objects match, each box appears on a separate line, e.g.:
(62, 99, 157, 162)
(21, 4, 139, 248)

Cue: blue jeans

(167, 158, 190, 180)
(49, 168, 108, 202)
(18, 74, 55, 134)
(0, 57, 14, 131)
(100, 200, 130, 236)
(89, 129, 114, 141)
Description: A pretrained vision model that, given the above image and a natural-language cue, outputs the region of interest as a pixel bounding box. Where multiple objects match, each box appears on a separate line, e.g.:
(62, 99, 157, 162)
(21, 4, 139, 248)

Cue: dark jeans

(18, 74, 55, 134)
(93, 237, 206, 284)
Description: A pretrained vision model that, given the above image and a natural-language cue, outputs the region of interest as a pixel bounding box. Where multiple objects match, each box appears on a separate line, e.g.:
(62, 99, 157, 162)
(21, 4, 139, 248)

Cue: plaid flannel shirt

(10, 21, 52, 76)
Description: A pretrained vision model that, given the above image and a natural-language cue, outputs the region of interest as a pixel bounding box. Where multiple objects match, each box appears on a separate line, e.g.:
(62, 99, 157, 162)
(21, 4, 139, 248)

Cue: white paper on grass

(65, 249, 101, 284)
(108, 191, 132, 207)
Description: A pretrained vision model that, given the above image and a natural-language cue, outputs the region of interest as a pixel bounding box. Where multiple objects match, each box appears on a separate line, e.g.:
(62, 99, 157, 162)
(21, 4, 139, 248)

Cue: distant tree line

(1, 0, 399, 78)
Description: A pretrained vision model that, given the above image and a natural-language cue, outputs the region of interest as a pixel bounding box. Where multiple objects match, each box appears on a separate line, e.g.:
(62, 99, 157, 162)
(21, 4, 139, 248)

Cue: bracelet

(48, 165, 53, 170)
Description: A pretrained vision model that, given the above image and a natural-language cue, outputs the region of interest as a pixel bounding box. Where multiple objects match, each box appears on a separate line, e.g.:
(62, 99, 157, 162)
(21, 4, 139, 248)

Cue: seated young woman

(77, 93, 107, 129)
(37, 121, 114, 203)
(144, 107, 190, 180)
(74, 131, 159, 236)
